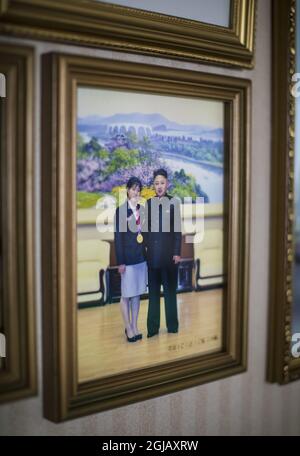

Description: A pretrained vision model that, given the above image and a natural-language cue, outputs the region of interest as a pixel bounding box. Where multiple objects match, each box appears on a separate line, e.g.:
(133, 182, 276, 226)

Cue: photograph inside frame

(76, 87, 226, 383)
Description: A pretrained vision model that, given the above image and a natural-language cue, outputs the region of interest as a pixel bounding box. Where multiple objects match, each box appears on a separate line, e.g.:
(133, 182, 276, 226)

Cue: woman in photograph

(114, 177, 147, 343)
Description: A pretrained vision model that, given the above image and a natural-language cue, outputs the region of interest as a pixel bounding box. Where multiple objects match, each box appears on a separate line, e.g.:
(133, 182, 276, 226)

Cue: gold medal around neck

(137, 233, 143, 244)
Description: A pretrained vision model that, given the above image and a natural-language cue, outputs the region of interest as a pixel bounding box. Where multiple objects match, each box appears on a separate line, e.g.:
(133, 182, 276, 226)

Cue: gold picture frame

(268, 0, 300, 384)
(42, 53, 250, 422)
(0, 0, 256, 69)
(0, 44, 37, 403)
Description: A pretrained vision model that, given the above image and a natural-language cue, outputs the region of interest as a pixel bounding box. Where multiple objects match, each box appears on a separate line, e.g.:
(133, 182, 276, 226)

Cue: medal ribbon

(136, 206, 142, 235)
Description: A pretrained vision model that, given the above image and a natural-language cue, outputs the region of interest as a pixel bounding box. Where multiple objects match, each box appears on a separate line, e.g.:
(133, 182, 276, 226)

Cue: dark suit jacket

(144, 194, 182, 268)
(114, 201, 146, 266)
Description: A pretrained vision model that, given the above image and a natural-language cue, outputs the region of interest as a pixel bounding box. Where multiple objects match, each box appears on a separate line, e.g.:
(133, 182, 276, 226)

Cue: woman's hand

(173, 255, 181, 264)
(118, 264, 126, 274)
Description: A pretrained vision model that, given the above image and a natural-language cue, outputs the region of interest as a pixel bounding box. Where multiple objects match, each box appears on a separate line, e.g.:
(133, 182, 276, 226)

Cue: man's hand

(118, 264, 126, 274)
(173, 255, 181, 264)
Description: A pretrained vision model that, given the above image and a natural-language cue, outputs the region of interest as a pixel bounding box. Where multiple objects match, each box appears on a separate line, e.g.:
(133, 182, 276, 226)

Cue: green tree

(84, 136, 101, 154)
(106, 147, 139, 175)
(139, 135, 153, 162)
(77, 133, 85, 158)
(127, 131, 139, 147)
(95, 148, 109, 160)
(170, 184, 197, 201)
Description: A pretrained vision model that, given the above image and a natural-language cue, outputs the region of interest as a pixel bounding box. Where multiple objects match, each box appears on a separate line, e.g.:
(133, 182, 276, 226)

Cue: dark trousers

(147, 265, 178, 334)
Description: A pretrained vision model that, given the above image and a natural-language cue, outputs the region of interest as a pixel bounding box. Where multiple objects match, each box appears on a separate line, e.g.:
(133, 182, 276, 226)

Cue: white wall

(1, 0, 300, 435)
(98, 0, 230, 26)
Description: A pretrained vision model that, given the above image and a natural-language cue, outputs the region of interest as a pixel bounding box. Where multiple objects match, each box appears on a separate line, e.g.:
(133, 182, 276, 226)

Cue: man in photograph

(145, 168, 182, 337)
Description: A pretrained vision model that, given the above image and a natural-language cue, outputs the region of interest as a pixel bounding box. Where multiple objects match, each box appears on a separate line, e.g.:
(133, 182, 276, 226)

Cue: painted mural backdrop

(76, 87, 225, 378)
(77, 87, 224, 209)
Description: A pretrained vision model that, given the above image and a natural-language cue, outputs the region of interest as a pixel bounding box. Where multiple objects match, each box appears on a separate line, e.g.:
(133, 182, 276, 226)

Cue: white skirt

(121, 261, 148, 298)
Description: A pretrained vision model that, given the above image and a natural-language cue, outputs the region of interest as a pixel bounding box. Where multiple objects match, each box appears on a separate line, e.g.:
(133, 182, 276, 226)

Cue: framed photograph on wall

(0, 0, 257, 68)
(268, 0, 300, 383)
(0, 44, 37, 403)
(42, 53, 250, 422)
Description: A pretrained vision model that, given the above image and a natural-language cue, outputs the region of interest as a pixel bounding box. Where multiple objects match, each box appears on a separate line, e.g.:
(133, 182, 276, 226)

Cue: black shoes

(125, 328, 136, 343)
(147, 328, 178, 337)
(125, 329, 143, 342)
(147, 330, 178, 337)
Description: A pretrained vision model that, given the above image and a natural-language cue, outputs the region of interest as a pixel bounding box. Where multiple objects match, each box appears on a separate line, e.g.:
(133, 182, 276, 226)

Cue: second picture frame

(41, 53, 251, 422)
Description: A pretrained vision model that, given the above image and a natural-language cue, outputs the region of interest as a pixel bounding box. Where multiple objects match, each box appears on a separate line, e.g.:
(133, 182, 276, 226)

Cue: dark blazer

(145, 194, 182, 268)
(114, 201, 146, 266)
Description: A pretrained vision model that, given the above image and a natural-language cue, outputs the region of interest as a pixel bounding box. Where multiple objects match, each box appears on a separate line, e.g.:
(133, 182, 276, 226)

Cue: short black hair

(126, 176, 142, 191)
(153, 168, 168, 180)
